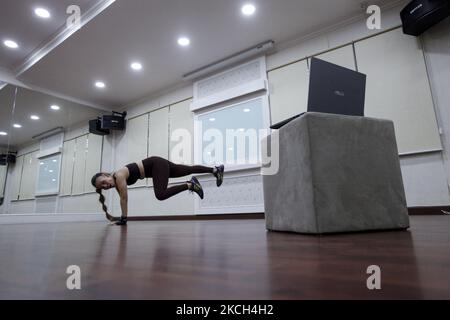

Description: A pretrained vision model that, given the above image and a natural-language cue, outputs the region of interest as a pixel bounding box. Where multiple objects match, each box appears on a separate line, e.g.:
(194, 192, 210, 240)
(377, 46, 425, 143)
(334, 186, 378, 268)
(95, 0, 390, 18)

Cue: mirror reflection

(0, 84, 104, 212)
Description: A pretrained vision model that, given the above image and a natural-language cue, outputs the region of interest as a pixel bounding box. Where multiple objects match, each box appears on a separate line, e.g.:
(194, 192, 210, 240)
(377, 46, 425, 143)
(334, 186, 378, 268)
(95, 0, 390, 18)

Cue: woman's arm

(115, 175, 128, 219)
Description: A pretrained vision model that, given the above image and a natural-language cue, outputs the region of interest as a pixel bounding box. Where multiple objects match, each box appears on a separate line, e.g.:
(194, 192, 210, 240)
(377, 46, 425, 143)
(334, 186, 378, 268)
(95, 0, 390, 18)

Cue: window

(195, 97, 269, 168)
(36, 154, 61, 196)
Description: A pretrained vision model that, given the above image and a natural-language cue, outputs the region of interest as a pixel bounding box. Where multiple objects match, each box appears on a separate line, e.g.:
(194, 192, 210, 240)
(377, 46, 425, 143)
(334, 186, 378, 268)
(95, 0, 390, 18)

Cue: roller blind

(268, 60, 309, 125)
(0, 164, 8, 198)
(169, 99, 194, 183)
(355, 28, 441, 154)
(72, 136, 88, 195)
(125, 114, 149, 187)
(19, 151, 38, 200)
(84, 134, 103, 192)
(149, 107, 169, 159)
(314, 44, 356, 71)
(60, 139, 76, 196)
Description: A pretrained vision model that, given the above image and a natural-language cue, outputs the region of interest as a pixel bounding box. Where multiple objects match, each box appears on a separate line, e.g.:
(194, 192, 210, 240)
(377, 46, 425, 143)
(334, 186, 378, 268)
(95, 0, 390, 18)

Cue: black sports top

(125, 163, 142, 186)
(125, 158, 154, 186)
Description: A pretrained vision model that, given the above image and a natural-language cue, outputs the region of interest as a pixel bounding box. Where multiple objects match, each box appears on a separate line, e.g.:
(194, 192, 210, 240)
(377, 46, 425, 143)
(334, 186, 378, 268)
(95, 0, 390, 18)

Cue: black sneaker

(189, 176, 204, 199)
(214, 165, 224, 187)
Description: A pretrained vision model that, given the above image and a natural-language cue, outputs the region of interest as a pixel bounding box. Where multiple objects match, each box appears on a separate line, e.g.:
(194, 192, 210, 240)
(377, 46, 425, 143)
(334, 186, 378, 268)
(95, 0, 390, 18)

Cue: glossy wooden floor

(0, 216, 449, 299)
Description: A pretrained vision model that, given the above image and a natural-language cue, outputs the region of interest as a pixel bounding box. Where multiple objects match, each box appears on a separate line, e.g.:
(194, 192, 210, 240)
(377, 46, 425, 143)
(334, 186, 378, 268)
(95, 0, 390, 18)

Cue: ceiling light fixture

(131, 62, 143, 71)
(50, 105, 60, 110)
(95, 81, 106, 88)
(243, 108, 251, 112)
(30, 115, 40, 120)
(0, 131, 7, 136)
(3, 40, 19, 49)
(35, 8, 51, 18)
(13, 124, 22, 128)
(242, 4, 256, 16)
(178, 37, 191, 47)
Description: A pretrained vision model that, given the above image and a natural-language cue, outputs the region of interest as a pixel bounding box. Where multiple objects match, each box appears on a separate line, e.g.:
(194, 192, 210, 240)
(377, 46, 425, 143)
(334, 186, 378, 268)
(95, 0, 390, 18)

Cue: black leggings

(143, 157, 213, 201)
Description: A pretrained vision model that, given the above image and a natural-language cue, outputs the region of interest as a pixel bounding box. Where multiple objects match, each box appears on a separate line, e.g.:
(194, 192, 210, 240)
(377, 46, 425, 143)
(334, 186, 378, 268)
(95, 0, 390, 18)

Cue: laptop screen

(307, 57, 366, 117)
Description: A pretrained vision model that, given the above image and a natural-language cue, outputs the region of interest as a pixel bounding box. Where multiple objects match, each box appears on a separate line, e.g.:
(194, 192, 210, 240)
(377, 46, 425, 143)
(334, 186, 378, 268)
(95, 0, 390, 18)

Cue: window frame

(194, 95, 271, 173)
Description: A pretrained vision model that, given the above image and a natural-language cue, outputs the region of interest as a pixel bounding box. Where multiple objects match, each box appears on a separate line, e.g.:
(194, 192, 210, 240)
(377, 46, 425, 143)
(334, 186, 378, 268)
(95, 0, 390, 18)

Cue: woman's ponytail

(92, 173, 117, 222)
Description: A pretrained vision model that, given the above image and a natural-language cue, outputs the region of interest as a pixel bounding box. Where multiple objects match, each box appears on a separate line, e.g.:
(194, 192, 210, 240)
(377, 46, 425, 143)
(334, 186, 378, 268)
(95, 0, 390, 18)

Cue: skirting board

(1, 207, 447, 225)
(0, 213, 105, 224)
(0, 212, 265, 224)
(408, 206, 450, 215)
(129, 213, 265, 221)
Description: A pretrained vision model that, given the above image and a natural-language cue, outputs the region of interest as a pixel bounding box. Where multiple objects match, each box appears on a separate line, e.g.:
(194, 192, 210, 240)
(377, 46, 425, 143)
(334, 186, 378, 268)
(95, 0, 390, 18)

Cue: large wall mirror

(0, 83, 104, 214)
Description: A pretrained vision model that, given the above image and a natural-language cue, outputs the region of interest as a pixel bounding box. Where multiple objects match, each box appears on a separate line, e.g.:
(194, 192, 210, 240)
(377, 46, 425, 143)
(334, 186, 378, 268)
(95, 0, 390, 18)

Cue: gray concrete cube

(262, 112, 410, 234)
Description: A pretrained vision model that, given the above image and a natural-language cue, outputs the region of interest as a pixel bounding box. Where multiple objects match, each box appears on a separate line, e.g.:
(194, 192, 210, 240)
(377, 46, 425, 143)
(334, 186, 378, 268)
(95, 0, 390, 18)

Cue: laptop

(270, 57, 367, 130)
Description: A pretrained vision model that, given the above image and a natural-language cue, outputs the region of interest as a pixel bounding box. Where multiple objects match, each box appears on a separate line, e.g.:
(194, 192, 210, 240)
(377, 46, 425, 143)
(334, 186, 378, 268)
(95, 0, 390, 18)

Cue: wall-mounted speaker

(401, 0, 450, 36)
(89, 111, 127, 136)
(100, 113, 126, 130)
(0, 153, 16, 166)
(89, 119, 110, 136)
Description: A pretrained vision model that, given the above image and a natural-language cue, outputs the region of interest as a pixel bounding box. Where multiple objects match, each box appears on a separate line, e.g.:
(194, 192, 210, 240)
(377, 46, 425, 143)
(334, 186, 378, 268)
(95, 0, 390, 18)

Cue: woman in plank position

(91, 156, 224, 225)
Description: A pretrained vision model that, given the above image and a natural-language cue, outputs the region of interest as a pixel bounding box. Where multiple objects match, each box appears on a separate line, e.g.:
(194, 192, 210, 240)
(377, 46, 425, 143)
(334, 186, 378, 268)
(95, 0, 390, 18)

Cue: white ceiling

(3, 0, 396, 110)
(0, 0, 102, 72)
(0, 84, 103, 149)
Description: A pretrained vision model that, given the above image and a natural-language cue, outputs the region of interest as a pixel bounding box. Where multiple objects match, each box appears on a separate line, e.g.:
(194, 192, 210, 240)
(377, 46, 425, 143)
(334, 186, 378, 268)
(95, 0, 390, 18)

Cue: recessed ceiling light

(35, 8, 51, 18)
(131, 62, 143, 71)
(13, 124, 22, 128)
(0, 131, 7, 136)
(52, 159, 57, 163)
(30, 115, 40, 120)
(3, 40, 19, 49)
(50, 105, 60, 110)
(95, 81, 106, 89)
(243, 108, 251, 113)
(49, 170, 54, 173)
(209, 118, 216, 122)
(242, 4, 256, 16)
(178, 37, 190, 47)
(52, 179, 56, 182)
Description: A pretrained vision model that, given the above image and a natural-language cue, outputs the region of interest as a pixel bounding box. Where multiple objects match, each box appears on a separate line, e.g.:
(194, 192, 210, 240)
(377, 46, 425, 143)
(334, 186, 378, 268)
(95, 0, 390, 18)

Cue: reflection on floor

(0, 216, 449, 299)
